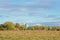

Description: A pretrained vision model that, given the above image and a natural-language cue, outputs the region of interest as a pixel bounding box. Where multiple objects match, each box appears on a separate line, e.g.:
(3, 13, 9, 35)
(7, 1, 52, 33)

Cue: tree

(0, 24, 7, 30)
(3, 21, 15, 30)
(15, 23, 20, 30)
(22, 23, 27, 30)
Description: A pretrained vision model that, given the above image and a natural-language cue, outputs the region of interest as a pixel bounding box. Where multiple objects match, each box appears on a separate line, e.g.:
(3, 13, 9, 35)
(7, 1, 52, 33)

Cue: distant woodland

(0, 21, 60, 31)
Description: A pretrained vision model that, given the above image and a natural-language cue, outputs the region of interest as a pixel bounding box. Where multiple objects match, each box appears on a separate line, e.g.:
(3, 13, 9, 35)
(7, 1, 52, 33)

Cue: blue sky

(0, 0, 60, 26)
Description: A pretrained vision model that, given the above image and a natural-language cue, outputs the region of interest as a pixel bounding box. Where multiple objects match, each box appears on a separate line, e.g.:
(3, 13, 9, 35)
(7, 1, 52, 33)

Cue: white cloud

(19, 8, 27, 12)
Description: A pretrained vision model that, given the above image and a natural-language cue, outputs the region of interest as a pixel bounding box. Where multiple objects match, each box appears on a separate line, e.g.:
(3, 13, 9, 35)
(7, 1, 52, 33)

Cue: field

(0, 30, 60, 40)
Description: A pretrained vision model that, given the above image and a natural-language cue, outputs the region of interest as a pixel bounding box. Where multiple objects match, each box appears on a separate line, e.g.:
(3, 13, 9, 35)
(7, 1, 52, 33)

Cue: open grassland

(0, 30, 60, 40)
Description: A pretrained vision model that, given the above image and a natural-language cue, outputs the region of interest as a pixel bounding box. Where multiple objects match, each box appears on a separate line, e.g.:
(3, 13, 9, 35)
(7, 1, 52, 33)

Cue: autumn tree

(22, 23, 27, 30)
(3, 21, 16, 30)
(15, 23, 20, 30)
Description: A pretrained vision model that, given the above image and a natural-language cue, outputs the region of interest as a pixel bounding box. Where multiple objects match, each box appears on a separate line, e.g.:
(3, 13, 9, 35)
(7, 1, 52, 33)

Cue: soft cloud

(0, 0, 59, 26)
(0, 0, 55, 13)
(45, 15, 57, 18)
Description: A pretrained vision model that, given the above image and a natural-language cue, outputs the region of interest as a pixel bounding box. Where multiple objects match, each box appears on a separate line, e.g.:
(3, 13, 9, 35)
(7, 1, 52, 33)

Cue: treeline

(0, 21, 60, 31)
(28, 26, 60, 31)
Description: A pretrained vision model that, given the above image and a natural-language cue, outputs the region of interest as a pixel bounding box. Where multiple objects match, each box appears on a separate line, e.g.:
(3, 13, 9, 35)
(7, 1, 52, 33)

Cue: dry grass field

(0, 30, 60, 40)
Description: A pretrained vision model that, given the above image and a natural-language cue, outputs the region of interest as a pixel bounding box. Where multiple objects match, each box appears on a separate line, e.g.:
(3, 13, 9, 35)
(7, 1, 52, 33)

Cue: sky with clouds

(0, 0, 60, 26)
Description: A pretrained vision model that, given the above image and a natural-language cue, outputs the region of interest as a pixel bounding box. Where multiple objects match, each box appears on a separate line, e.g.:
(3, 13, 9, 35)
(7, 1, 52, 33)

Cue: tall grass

(0, 30, 59, 40)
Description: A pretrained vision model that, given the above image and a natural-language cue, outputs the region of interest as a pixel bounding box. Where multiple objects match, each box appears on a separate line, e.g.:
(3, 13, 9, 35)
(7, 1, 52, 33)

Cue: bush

(55, 26, 60, 31)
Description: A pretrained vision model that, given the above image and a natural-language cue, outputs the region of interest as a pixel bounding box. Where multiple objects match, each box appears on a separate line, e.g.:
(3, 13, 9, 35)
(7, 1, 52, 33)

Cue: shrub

(55, 26, 60, 31)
